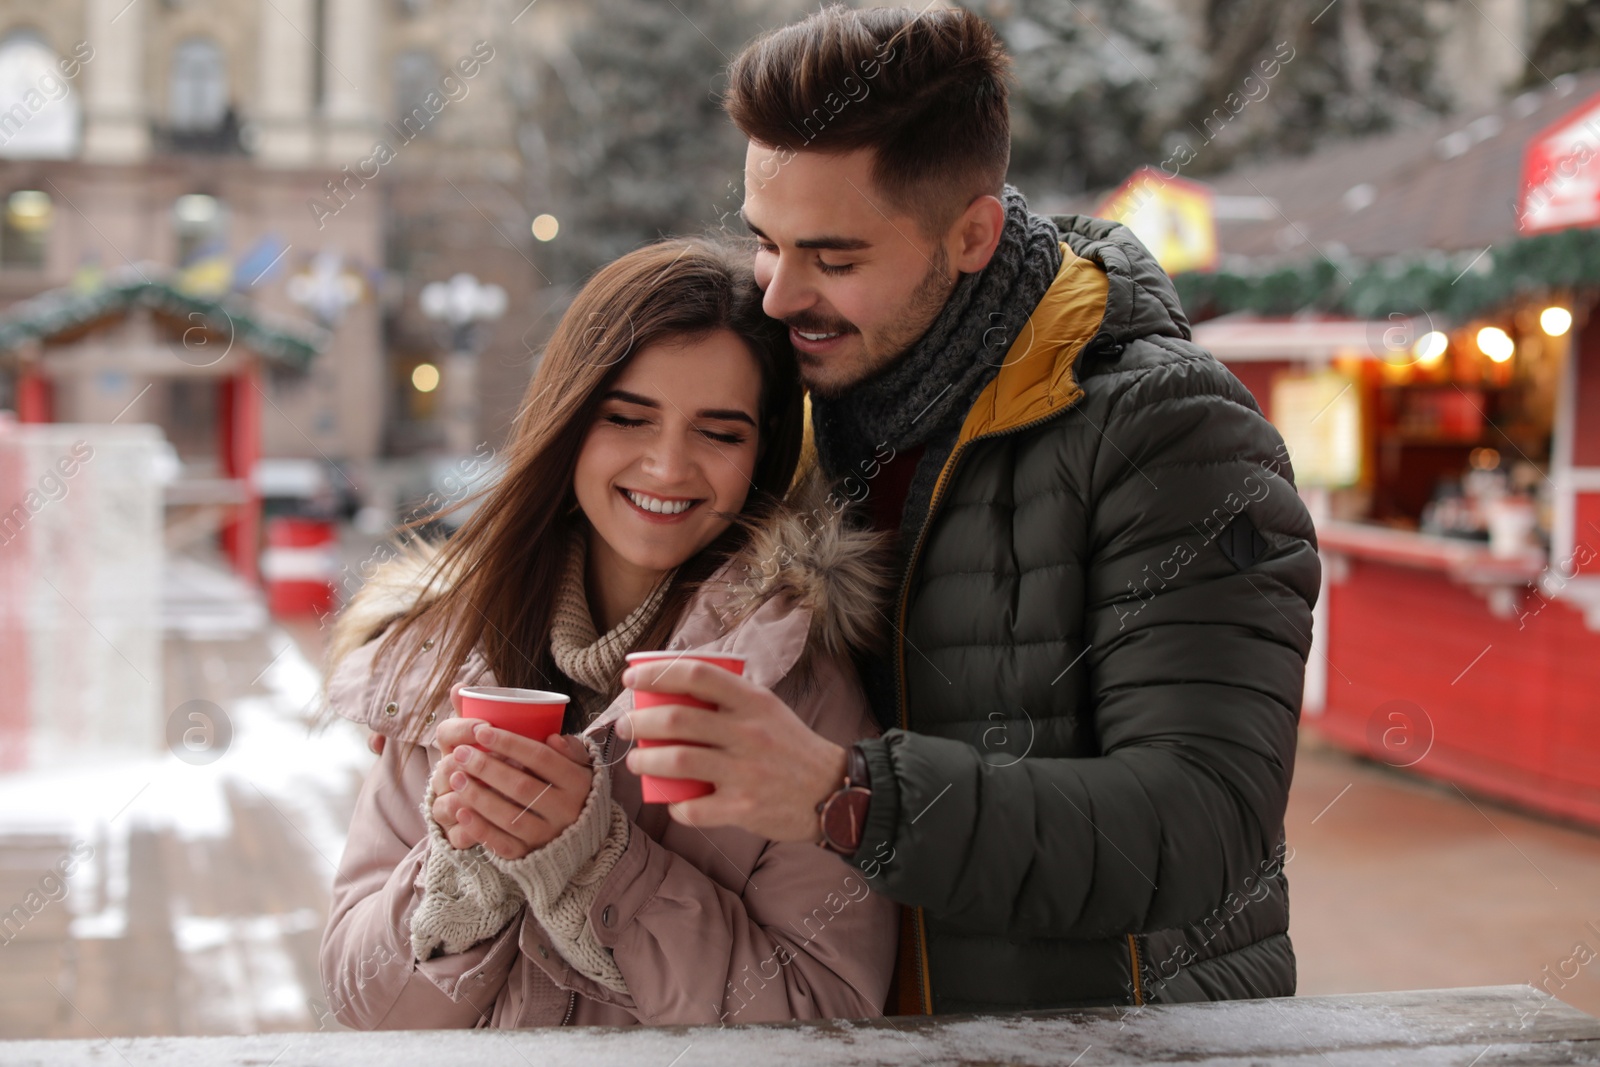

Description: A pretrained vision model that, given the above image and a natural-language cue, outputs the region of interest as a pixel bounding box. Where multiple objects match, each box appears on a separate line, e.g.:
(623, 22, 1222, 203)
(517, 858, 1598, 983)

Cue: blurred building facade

(0, 0, 1575, 468)
(0, 0, 583, 467)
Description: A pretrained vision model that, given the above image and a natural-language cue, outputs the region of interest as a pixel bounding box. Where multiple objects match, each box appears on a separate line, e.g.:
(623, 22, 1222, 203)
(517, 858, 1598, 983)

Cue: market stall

(1160, 73, 1600, 828)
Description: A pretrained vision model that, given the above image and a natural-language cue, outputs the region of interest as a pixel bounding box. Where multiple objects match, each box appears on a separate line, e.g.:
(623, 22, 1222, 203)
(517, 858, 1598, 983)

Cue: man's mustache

(782, 313, 858, 335)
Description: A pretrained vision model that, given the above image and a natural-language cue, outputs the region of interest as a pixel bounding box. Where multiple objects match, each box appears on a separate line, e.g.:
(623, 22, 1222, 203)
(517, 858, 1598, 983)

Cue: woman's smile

(617, 486, 705, 523)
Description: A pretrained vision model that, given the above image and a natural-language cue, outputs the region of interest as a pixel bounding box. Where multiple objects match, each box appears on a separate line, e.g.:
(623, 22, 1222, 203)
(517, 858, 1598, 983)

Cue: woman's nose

(641, 434, 694, 484)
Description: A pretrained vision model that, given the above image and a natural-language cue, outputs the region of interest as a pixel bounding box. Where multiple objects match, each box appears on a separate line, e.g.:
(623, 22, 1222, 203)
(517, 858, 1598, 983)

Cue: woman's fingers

(430, 755, 456, 804)
(366, 731, 386, 756)
(448, 767, 571, 847)
(433, 716, 484, 756)
(431, 782, 462, 834)
(548, 733, 593, 767)
(469, 725, 592, 793)
(450, 744, 562, 815)
(454, 807, 532, 860)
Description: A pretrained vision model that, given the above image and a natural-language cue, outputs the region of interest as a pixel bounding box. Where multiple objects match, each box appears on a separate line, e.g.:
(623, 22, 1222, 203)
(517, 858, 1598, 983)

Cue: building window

(312, 0, 329, 111)
(0, 31, 82, 159)
(173, 193, 226, 267)
(1, 189, 52, 268)
(170, 37, 228, 132)
(392, 49, 438, 136)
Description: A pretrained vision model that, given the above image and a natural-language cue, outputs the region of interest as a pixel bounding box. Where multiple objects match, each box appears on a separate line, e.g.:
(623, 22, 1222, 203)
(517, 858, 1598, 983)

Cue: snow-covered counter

(0, 985, 1595, 1065)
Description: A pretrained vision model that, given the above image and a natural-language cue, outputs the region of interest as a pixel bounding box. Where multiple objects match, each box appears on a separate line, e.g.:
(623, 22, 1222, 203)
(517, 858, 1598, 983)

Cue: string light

(1413, 331, 1448, 366)
(1540, 306, 1572, 336)
(1475, 326, 1514, 363)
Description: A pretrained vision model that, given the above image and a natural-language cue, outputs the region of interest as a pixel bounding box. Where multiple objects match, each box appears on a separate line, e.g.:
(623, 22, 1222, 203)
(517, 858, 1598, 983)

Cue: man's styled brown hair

(724, 4, 1012, 236)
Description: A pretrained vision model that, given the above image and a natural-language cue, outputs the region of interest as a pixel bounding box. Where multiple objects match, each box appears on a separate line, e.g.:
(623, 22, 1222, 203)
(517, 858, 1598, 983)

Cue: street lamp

(419, 272, 507, 456)
(288, 249, 364, 328)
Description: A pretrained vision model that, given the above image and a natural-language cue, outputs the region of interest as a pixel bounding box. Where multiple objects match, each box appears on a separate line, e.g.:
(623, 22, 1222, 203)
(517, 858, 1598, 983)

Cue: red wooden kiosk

(1171, 78, 1600, 829)
(0, 271, 323, 585)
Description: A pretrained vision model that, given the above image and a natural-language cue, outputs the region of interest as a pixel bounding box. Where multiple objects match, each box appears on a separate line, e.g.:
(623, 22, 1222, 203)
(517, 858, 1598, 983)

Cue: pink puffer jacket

(318, 483, 899, 1029)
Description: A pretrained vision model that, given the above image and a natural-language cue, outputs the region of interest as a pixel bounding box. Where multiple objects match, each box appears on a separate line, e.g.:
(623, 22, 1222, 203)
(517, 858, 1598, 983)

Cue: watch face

(822, 786, 871, 853)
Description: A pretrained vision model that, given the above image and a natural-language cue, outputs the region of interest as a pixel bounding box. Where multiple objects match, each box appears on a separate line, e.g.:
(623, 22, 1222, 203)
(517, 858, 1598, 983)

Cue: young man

(622, 5, 1319, 1015)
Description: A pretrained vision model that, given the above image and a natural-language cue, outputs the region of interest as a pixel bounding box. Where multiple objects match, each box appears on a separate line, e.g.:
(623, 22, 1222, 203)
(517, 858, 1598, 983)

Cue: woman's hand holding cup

(430, 685, 595, 860)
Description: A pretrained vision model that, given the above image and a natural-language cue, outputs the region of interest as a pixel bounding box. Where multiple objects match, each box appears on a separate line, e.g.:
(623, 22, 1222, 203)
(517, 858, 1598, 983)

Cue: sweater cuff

(485, 740, 632, 995)
(409, 779, 525, 963)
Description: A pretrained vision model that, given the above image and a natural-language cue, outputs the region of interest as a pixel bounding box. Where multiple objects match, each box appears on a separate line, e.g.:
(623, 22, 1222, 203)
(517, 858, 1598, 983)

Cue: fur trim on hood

(324, 461, 894, 681)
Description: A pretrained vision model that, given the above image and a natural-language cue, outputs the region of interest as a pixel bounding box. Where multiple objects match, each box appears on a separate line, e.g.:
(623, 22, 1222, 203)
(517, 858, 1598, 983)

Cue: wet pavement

(1288, 728, 1600, 1017)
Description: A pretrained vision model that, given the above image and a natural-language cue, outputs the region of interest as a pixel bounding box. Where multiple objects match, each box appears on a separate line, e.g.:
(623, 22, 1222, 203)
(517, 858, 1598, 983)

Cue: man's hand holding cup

(620, 653, 847, 843)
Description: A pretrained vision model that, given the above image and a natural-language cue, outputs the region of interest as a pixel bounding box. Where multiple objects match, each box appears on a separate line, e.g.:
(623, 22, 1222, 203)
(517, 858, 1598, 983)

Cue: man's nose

(761, 256, 812, 324)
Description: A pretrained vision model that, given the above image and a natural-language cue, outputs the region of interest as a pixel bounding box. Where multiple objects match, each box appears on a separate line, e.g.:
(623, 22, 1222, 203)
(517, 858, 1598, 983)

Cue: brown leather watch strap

(846, 743, 871, 791)
(817, 745, 872, 856)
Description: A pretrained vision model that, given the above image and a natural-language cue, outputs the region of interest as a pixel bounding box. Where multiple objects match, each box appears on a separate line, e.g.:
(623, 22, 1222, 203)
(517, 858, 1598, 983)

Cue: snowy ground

(0, 622, 376, 1038)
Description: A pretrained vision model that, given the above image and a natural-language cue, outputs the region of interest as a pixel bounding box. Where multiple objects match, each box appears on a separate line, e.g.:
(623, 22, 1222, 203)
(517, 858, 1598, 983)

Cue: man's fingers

(624, 740, 724, 783)
(665, 794, 727, 828)
(620, 659, 754, 709)
(625, 704, 728, 746)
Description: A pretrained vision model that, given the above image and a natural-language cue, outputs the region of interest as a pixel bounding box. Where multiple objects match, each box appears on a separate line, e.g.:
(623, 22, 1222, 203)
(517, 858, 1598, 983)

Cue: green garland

(1172, 225, 1600, 322)
(0, 274, 324, 368)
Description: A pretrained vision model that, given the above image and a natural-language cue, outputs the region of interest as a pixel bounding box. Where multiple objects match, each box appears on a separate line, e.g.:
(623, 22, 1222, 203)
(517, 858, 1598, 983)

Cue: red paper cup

(457, 687, 570, 744)
(626, 651, 746, 803)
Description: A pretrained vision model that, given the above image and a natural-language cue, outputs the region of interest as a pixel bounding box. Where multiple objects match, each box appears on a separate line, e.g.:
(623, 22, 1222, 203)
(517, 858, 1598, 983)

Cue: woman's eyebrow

(698, 408, 756, 427)
(605, 389, 755, 427)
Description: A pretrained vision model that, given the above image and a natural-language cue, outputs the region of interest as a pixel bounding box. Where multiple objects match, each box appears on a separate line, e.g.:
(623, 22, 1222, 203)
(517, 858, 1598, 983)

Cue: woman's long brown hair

(376, 237, 801, 744)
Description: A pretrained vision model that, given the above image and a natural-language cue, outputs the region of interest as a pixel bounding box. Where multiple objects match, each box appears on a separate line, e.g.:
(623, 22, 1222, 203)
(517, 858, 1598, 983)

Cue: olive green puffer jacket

(850, 214, 1318, 1013)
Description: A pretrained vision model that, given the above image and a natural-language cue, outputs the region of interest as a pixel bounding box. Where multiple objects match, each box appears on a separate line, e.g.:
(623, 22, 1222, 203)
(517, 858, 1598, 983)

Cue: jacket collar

(950, 239, 1109, 448)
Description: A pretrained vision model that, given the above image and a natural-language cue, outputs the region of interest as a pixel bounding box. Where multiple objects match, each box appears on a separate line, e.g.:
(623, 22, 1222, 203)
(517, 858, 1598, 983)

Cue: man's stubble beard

(800, 245, 955, 400)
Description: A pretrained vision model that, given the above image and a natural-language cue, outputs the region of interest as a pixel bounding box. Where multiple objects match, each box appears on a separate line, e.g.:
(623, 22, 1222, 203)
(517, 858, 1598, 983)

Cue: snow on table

(0, 984, 1596, 1065)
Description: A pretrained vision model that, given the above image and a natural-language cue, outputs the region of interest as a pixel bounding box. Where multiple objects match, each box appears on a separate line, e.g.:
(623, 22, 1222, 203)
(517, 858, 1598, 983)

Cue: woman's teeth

(625, 489, 696, 515)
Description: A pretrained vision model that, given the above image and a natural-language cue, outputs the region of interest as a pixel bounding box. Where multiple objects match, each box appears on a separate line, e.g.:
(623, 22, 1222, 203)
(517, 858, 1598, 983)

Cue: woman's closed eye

(607, 412, 745, 446)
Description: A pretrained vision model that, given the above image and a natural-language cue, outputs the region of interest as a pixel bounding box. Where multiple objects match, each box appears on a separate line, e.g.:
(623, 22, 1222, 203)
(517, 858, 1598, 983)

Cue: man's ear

(949, 194, 1006, 273)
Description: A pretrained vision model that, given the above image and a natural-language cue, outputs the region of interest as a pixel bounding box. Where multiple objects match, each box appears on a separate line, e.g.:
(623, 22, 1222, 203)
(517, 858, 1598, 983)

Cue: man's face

(742, 143, 957, 398)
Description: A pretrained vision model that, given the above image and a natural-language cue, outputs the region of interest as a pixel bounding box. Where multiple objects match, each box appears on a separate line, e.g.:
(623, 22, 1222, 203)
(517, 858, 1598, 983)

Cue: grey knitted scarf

(809, 184, 1063, 543)
(808, 184, 1063, 732)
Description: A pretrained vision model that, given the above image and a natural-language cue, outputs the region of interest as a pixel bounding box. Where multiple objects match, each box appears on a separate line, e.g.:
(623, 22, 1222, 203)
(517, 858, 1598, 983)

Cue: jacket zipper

(1127, 934, 1144, 1005)
(892, 401, 1083, 1016)
(560, 990, 576, 1026)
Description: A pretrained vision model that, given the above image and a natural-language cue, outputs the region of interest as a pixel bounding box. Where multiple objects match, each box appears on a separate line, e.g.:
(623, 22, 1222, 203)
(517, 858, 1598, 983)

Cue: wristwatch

(816, 744, 872, 856)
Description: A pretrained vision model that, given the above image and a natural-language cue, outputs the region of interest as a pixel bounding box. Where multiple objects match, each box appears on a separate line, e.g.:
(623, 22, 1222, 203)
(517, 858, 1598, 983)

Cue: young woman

(317, 238, 897, 1029)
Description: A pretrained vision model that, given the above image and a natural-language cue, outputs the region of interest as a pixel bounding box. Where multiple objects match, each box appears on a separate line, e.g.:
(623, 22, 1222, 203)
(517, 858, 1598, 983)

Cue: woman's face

(573, 329, 763, 577)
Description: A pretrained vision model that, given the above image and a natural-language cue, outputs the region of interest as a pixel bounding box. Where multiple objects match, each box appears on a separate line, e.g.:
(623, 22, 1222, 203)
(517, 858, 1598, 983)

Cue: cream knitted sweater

(407, 527, 673, 994)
